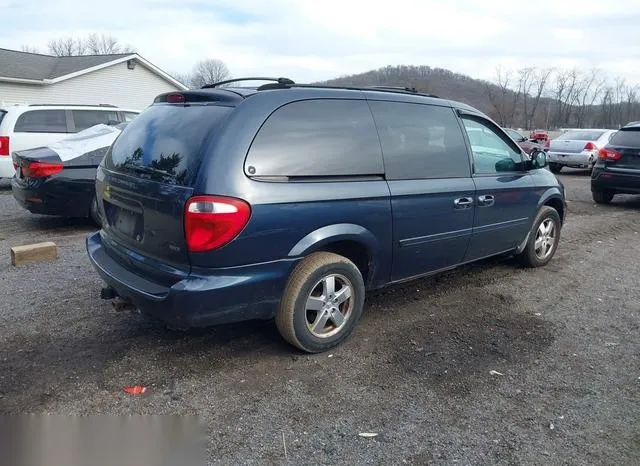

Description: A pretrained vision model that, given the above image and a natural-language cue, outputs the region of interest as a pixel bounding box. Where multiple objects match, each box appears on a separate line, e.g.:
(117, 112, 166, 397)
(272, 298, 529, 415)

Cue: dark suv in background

(87, 78, 565, 353)
(592, 122, 640, 203)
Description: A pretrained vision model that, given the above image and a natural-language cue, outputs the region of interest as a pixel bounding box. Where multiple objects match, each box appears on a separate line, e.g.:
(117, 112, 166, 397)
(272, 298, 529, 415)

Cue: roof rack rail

(27, 103, 118, 107)
(202, 77, 295, 89)
(369, 85, 417, 92)
(278, 83, 439, 99)
(368, 85, 439, 98)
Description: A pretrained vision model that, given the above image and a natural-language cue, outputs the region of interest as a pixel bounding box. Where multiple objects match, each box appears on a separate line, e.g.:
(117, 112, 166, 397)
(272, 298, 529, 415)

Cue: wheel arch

(538, 189, 565, 225)
(516, 191, 565, 254)
(287, 224, 380, 287)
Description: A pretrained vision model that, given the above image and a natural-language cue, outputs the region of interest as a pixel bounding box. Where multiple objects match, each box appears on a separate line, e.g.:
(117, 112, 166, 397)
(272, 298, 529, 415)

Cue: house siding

(0, 61, 180, 111)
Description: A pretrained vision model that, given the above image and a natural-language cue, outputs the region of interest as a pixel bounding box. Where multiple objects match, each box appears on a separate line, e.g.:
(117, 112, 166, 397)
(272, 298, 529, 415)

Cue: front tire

(276, 252, 365, 353)
(549, 163, 562, 174)
(518, 206, 561, 268)
(592, 190, 614, 204)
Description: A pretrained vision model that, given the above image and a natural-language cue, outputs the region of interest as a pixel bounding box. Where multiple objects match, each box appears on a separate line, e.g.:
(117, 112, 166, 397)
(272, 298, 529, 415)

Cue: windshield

(557, 130, 606, 141)
(504, 129, 523, 140)
(103, 104, 231, 186)
(609, 129, 640, 146)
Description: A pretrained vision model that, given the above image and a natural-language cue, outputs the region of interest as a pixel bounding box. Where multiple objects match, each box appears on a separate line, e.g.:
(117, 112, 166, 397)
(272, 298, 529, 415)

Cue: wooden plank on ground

(10, 241, 57, 266)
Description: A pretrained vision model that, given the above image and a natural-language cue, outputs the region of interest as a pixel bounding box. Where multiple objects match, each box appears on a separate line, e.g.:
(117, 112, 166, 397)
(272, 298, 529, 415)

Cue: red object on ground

(123, 385, 147, 395)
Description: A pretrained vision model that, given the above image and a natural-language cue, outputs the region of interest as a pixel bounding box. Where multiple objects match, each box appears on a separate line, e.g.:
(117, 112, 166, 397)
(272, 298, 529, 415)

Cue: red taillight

(598, 148, 621, 161)
(584, 142, 597, 151)
(184, 196, 251, 252)
(0, 136, 9, 156)
(167, 93, 186, 103)
(23, 161, 64, 178)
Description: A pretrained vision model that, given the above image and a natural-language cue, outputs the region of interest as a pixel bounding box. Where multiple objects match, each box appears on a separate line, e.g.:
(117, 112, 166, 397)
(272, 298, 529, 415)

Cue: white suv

(0, 104, 139, 178)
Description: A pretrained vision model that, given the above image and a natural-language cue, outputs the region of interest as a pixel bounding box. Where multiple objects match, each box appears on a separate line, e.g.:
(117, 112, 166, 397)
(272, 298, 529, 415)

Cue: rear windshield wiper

(120, 161, 176, 182)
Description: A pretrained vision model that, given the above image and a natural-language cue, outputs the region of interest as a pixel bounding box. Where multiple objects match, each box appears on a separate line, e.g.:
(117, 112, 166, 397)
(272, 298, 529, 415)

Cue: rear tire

(276, 252, 365, 353)
(549, 163, 562, 174)
(592, 190, 614, 204)
(518, 206, 561, 268)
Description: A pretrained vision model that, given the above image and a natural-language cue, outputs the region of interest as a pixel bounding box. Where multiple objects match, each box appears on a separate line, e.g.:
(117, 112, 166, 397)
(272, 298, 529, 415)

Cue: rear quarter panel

(191, 90, 394, 285)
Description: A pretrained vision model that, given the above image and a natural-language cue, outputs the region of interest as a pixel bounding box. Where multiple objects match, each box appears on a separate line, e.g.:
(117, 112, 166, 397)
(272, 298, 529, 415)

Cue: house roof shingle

(0, 48, 132, 81)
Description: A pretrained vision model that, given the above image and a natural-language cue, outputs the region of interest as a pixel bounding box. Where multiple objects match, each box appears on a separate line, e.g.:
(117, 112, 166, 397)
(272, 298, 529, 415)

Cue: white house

(0, 48, 188, 111)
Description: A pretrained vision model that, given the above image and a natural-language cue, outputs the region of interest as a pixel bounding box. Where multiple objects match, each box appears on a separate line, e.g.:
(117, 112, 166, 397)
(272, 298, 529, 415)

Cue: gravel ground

(0, 172, 639, 465)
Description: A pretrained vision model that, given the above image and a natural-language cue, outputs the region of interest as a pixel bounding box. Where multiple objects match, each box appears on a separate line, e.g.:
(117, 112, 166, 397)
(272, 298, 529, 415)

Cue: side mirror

(530, 150, 548, 169)
(495, 158, 518, 172)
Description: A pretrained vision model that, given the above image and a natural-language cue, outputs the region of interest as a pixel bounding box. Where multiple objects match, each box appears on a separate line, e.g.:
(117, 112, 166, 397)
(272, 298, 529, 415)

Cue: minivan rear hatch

(99, 101, 233, 272)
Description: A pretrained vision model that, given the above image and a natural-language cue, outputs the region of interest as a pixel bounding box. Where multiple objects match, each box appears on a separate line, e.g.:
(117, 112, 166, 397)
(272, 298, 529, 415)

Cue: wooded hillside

(322, 65, 640, 130)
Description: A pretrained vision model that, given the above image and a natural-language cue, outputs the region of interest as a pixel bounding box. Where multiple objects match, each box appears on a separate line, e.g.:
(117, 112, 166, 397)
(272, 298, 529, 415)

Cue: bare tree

(551, 69, 580, 128)
(526, 67, 554, 129)
(624, 84, 639, 125)
(48, 37, 79, 56)
(85, 34, 135, 55)
(189, 59, 231, 88)
(46, 34, 134, 56)
(171, 72, 193, 89)
(516, 67, 536, 128)
(20, 44, 41, 54)
(598, 86, 614, 128)
(484, 66, 513, 126)
(572, 68, 606, 127)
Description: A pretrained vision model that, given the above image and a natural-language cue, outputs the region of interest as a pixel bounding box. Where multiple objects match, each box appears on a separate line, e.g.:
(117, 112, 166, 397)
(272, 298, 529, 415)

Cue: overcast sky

(3, 0, 640, 84)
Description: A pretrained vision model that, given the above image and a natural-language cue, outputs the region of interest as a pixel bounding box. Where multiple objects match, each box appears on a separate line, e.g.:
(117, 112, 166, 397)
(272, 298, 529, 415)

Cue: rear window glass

(369, 101, 470, 179)
(0, 110, 6, 127)
(556, 130, 605, 141)
(609, 129, 640, 146)
(14, 110, 68, 133)
(73, 110, 119, 131)
(245, 99, 383, 178)
(104, 104, 231, 186)
(123, 112, 138, 122)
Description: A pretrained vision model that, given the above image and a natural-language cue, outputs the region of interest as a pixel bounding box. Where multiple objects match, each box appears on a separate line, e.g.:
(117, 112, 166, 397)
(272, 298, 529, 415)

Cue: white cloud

(2, 0, 640, 84)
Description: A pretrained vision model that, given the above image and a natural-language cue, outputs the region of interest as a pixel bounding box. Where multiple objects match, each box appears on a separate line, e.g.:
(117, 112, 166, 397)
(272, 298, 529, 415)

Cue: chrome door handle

(478, 194, 495, 207)
(454, 197, 473, 209)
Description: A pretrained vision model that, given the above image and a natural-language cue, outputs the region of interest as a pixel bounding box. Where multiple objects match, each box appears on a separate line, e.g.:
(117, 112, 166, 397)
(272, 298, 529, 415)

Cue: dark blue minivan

(87, 79, 566, 353)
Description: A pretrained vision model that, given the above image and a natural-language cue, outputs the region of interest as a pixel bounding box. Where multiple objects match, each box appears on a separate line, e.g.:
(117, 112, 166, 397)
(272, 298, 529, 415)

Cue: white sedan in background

(547, 129, 617, 173)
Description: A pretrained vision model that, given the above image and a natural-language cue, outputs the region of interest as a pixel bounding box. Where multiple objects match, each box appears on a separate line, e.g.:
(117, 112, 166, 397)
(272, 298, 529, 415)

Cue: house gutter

(0, 76, 46, 85)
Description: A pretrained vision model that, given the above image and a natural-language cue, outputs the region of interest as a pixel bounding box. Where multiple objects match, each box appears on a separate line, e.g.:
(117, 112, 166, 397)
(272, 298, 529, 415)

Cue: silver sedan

(547, 129, 617, 173)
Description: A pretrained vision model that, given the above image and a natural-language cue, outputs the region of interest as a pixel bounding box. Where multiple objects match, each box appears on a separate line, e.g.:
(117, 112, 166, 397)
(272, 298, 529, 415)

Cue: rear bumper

(11, 176, 93, 217)
(86, 231, 298, 328)
(591, 168, 640, 194)
(548, 151, 595, 168)
(0, 156, 14, 178)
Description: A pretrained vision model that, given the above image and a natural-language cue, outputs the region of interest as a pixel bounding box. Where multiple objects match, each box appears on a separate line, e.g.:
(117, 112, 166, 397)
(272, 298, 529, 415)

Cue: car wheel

(89, 196, 102, 227)
(592, 190, 614, 204)
(276, 252, 365, 353)
(519, 206, 561, 268)
(549, 163, 562, 174)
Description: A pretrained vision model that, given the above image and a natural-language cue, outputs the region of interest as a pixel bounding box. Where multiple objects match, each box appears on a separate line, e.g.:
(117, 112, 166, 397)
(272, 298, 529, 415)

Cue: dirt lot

(0, 173, 638, 465)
